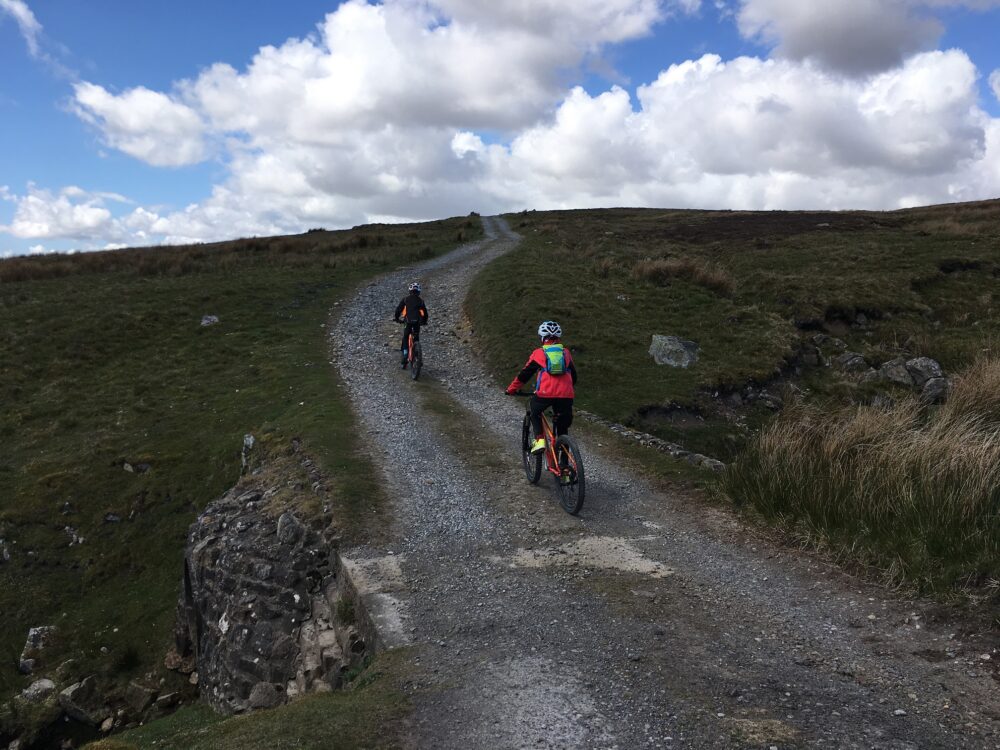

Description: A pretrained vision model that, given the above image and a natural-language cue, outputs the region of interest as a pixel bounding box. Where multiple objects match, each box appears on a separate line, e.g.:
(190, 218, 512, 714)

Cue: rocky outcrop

(172, 441, 380, 715)
(18, 627, 54, 675)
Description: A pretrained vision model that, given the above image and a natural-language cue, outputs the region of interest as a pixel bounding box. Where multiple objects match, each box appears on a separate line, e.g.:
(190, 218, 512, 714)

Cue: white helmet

(408, 281, 421, 293)
(537, 320, 562, 340)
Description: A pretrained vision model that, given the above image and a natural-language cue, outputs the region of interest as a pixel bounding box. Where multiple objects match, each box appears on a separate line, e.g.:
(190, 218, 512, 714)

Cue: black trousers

(530, 396, 573, 438)
(400, 322, 421, 350)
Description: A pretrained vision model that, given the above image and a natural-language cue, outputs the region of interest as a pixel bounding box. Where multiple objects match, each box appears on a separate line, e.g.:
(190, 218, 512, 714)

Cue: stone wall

(172, 440, 369, 715)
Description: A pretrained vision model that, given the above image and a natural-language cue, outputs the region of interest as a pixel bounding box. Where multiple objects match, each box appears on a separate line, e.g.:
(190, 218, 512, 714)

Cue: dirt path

(330, 217, 1000, 749)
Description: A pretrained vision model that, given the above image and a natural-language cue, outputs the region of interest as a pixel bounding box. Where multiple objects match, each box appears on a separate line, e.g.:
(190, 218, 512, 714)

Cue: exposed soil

(329, 217, 1000, 749)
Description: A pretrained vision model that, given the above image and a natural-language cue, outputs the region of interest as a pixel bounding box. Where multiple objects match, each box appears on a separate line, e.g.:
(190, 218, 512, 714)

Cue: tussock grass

(631, 257, 736, 296)
(721, 358, 1000, 593)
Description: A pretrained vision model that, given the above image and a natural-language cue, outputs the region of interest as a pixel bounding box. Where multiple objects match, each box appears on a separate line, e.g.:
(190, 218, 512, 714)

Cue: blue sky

(2, 0, 1000, 256)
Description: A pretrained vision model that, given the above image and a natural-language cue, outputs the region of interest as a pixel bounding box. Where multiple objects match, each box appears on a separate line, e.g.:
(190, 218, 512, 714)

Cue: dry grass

(721, 357, 1000, 595)
(631, 257, 736, 296)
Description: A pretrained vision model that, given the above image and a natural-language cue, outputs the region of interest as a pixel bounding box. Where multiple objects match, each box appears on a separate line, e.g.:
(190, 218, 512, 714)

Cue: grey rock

(921, 377, 951, 404)
(648, 335, 699, 368)
(905, 357, 944, 387)
(833, 352, 868, 372)
(19, 626, 54, 674)
(201, 314, 220, 326)
(879, 357, 914, 387)
(104, 513, 121, 523)
(276, 513, 303, 545)
(20, 678, 56, 703)
(125, 681, 157, 714)
(859, 368, 880, 384)
(100, 717, 114, 733)
(248, 682, 283, 710)
(59, 676, 107, 726)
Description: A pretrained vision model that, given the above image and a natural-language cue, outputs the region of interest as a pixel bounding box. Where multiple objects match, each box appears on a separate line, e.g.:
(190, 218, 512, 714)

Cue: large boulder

(58, 676, 109, 726)
(906, 357, 944, 387)
(19, 626, 54, 675)
(879, 357, 914, 387)
(648, 336, 699, 368)
(20, 679, 56, 703)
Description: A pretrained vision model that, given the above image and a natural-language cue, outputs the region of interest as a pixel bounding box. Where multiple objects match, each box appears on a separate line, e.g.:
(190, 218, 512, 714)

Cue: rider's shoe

(530, 438, 546, 454)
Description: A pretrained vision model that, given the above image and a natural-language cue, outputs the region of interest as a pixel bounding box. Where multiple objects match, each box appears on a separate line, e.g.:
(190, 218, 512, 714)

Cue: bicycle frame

(535, 409, 580, 480)
(407, 331, 416, 365)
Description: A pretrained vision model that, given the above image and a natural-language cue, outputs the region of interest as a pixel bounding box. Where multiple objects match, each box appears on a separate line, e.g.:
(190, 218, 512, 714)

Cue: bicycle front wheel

(554, 435, 585, 515)
(521, 414, 542, 484)
(411, 342, 422, 380)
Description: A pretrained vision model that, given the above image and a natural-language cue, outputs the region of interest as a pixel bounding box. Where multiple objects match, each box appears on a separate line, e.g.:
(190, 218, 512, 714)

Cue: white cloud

(5, 0, 997, 255)
(475, 50, 997, 211)
(991, 69, 1000, 102)
(0, 0, 41, 56)
(0, 185, 117, 240)
(737, 0, 1000, 75)
(73, 82, 207, 167)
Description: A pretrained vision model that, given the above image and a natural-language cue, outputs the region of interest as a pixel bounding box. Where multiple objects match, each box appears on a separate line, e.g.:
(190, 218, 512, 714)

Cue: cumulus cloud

(5, 0, 995, 254)
(0, 185, 119, 240)
(73, 83, 207, 167)
(0, 0, 41, 56)
(476, 50, 996, 211)
(737, 0, 1000, 75)
(991, 69, 1000, 101)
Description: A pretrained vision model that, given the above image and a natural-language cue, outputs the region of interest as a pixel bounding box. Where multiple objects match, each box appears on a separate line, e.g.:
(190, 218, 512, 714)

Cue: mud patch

(498, 536, 674, 578)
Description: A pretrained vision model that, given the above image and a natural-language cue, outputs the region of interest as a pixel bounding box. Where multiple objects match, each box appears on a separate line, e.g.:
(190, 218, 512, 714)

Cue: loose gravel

(331, 216, 1000, 749)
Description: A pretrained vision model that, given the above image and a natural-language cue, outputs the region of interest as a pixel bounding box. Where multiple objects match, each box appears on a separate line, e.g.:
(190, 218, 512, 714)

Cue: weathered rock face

(879, 357, 914, 387)
(921, 377, 951, 404)
(905, 357, 944, 387)
(649, 335, 699, 368)
(173, 445, 366, 715)
(18, 626, 54, 675)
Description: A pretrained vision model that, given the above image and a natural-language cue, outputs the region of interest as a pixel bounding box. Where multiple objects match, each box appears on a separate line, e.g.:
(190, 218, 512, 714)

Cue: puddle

(498, 536, 673, 578)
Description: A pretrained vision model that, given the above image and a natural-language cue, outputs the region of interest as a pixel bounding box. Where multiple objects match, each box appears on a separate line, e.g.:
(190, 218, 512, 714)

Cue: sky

(1, 0, 1000, 256)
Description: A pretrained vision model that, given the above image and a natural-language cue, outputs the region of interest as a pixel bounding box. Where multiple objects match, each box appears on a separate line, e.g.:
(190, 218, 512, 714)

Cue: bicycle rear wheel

(554, 435, 585, 515)
(521, 414, 542, 484)
(411, 341, 422, 380)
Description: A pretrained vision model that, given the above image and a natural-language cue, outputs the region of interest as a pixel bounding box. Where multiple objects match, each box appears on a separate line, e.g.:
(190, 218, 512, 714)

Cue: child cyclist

(505, 321, 577, 453)
(393, 282, 428, 368)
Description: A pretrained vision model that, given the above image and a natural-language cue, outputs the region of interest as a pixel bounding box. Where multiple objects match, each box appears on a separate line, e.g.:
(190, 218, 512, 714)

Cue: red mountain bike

(400, 322, 423, 380)
(516, 394, 585, 514)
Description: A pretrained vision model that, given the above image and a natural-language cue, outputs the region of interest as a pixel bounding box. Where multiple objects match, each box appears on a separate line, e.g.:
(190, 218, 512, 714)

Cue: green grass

(0, 217, 480, 714)
(87, 651, 411, 750)
(468, 204, 1000, 460)
(720, 358, 1000, 598)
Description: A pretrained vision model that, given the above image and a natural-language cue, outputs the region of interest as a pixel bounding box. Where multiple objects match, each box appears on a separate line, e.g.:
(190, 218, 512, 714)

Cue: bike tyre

(554, 435, 585, 515)
(521, 414, 542, 484)
(411, 341, 422, 380)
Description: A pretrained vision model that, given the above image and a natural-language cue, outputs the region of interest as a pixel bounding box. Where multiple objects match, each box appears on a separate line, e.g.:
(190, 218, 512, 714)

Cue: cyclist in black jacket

(393, 282, 428, 368)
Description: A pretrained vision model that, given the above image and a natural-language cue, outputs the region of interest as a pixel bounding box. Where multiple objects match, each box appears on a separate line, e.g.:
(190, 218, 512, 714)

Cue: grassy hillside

(470, 203, 1000, 457)
(0, 218, 479, 730)
(467, 202, 1000, 594)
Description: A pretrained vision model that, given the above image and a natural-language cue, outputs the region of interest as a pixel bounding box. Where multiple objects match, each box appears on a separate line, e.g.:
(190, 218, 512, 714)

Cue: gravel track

(330, 216, 1000, 749)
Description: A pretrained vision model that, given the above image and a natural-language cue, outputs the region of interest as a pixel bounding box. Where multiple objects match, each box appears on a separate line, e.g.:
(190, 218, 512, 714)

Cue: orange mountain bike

(400, 322, 423, 380)
(516, 394, 585, 514)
